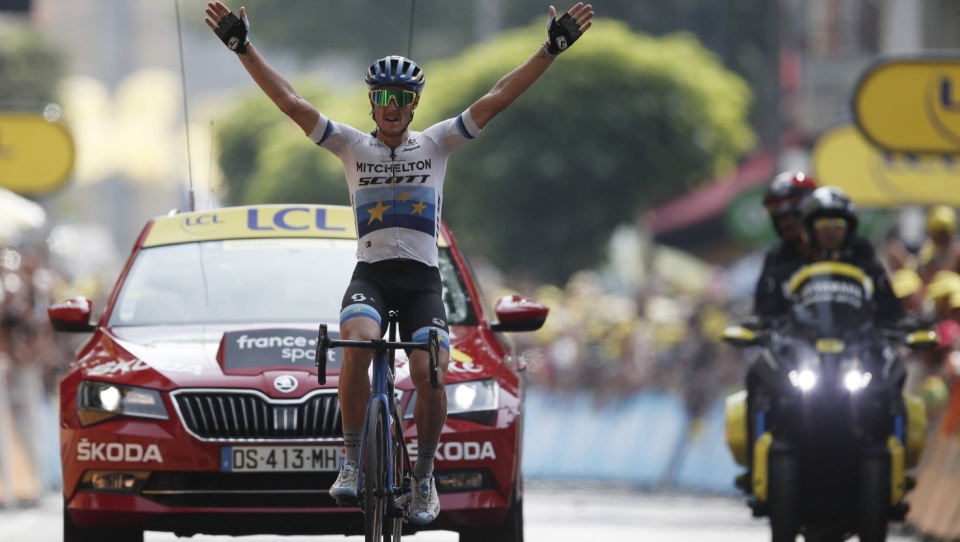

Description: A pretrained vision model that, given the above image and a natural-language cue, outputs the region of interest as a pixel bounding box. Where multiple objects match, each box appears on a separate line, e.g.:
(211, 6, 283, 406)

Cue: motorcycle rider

(753, 171, 819, 321)
(799, 186, 905, 326)
(738, 172, 817, 492)
(738, 183, 902, 495)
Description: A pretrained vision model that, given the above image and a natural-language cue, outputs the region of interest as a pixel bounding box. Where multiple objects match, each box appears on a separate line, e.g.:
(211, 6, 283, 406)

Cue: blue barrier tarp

(522, 389, 740, 493)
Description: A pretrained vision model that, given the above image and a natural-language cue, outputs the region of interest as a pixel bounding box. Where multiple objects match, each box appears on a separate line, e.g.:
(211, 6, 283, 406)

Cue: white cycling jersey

(308, 109, 481, 268)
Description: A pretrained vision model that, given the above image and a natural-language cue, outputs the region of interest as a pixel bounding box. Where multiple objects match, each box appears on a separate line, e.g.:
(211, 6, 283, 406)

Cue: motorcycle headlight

(788, 369, 818, 391)
(842, 369, 872, 391)
(839, 356, 873, 392)
(77, 381, 169, 426)
(405, 379, 499, 425)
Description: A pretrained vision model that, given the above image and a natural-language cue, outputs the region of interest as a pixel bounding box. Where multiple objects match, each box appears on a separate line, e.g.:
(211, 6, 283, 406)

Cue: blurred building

(790, 0, 960, 147)
(7, 0, 960, 262)
(8, 0, 255, 253)
(650, 0, 960, 263)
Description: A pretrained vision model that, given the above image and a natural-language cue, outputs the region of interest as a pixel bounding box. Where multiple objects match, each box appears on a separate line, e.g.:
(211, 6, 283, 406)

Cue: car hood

(90, 325, 325, 392)
(91, 323, 503, 392)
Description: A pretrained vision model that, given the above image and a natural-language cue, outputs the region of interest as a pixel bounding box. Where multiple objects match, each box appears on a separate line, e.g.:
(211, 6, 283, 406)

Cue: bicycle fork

(357, 348, 410, 515)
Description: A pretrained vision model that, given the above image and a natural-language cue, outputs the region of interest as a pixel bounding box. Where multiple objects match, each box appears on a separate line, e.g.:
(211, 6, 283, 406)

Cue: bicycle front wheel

(388, 405, 409, 541)
(364, 399, 389, 542)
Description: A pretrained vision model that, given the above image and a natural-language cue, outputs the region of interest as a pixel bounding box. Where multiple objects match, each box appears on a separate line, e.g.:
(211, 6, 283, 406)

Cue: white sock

(414, 441, 438, 480)
(343, 428, 362, 464)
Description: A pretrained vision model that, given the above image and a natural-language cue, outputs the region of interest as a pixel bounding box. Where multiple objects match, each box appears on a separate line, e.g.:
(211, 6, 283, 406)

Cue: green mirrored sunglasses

(369, 89, 417, 107)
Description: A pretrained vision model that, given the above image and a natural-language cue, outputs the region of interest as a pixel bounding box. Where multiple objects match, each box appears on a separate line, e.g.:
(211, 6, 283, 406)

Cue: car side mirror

(490, 295, 548, 333)
(722, 325, 761, 347)
(48, 297, 96, 333)
(904, 329, 939, 351)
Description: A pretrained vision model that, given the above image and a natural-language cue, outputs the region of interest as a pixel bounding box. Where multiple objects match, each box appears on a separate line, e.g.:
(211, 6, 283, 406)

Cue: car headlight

(404, 379, 499, 425)
(77, 380, 169, 426)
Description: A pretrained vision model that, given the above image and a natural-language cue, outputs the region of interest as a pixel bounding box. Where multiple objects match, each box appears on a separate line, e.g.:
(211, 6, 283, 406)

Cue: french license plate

(221, 446, 343, 472)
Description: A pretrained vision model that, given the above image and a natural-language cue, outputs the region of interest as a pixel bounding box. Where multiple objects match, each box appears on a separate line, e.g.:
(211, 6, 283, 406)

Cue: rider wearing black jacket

(800, 186, 905, 326)
(740, 181, 904, 495)
(753, 172, 818, 321)
(739, 172, 818, 493)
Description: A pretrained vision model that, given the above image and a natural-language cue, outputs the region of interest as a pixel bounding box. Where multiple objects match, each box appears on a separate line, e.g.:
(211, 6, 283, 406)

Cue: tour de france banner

(219, 328, 343, 371)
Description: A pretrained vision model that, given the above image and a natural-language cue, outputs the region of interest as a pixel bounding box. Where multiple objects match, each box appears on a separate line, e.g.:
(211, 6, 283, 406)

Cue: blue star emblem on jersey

(355, 186, 437, 238)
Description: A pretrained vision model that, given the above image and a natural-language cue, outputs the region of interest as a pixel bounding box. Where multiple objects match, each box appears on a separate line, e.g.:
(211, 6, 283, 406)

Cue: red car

(49, 204, 547, 542)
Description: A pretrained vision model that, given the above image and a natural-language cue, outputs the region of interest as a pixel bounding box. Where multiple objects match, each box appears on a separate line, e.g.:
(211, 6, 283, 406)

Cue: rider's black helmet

(801, 186, 859, 248)
(365, 55, 425, 93)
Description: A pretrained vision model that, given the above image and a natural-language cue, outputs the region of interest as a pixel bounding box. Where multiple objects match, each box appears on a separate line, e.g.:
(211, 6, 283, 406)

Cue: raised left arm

(468, 3, 593, 130)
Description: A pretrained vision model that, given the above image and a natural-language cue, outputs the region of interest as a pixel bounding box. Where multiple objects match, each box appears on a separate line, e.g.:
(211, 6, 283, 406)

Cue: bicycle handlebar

(316, 324, 440, 389)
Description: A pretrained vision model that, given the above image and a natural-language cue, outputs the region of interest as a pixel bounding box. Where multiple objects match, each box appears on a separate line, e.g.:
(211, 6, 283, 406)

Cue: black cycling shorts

(340, 259, 450, 350)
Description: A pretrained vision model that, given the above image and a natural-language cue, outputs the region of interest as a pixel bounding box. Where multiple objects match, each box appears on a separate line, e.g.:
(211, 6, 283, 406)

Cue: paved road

(1, 481, 916, 542)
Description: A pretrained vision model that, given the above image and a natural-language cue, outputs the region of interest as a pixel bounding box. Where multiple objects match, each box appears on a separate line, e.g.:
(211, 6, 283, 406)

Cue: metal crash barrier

(522, 389, 741, 493)
(0, 358, 58, 506)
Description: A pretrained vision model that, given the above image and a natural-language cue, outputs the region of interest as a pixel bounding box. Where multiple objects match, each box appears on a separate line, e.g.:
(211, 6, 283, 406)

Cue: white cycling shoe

(409, 474, 441, 525)
(329, 461, 359, 499)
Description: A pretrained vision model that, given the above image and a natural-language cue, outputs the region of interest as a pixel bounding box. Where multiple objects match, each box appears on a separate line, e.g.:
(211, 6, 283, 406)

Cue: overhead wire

(173, 0, 196, 211)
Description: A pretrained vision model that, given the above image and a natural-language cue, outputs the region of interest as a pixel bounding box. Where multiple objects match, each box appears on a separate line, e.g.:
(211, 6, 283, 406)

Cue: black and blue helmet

(365, 55, 425, 93)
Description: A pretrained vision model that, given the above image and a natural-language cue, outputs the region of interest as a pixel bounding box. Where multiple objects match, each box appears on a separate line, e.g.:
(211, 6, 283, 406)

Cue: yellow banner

(144, 205, 357, 247)
(0, 114, 74, 195)
(854, 57, 960, 153)
(143, 204, 451, 248)
(812, 124, 960, 207)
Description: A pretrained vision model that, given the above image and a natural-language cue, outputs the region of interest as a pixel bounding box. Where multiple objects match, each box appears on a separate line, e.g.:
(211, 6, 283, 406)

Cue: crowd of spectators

(0, 241, 73, 502)
(1, 245, 74, 390)
(482, 255, 747, 421)
(880, 205, 960, 540)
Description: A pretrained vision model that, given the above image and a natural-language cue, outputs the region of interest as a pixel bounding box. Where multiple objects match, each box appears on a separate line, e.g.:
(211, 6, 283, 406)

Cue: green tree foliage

(0, 17, 63, 106)
(215, 19, 753, 284)
(214, 83, 358, 206)
(417, 19, 754, 282)
(219, 0, 777, 143)
(238, 0, 467, 63)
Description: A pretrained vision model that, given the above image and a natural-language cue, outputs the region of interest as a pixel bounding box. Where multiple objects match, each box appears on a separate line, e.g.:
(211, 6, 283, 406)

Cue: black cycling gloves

(214, 11, 249, 54)
(545, 12, 584, 55)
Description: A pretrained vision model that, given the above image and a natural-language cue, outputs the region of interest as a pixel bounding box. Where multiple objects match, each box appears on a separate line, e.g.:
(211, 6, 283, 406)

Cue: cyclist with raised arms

(205, 1, 593, 525)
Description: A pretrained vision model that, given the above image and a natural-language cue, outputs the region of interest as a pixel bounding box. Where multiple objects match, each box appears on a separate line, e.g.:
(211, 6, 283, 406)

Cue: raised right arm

(205, 2, 320, 135)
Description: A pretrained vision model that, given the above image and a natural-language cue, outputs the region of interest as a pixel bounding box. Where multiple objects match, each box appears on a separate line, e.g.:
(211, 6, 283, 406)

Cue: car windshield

(107, 238, 476, 326)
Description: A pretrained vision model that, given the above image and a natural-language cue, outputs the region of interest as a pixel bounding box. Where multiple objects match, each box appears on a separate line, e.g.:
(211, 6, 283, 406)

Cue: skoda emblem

(274, 375, 299, 393)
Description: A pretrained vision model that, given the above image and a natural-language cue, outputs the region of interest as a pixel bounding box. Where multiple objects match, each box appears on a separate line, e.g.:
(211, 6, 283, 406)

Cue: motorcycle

(723, 261, 936, 542)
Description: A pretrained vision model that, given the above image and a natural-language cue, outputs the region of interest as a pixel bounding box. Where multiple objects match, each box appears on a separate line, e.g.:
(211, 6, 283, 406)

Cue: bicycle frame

(359, 337, 407, 519)
(315, 316, 439, 540)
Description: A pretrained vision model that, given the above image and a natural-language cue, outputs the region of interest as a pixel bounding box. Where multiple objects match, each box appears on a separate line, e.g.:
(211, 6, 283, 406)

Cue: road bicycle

(316, 312, 440, 542)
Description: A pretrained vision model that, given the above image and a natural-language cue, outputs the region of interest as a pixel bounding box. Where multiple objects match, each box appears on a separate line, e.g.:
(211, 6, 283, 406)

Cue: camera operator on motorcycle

(737, 183, 908, 494)
(739, 172, 817, 488)
(752, 171, 819, 322)
(726, 186, 932, 541)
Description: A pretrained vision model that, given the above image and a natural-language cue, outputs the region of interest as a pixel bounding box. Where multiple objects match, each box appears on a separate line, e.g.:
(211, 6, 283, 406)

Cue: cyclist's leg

(398, 279, 450, 524)
(339, 266, 389, 428)
(331, 271, 387, 499)
(400, 287, 451, 453)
